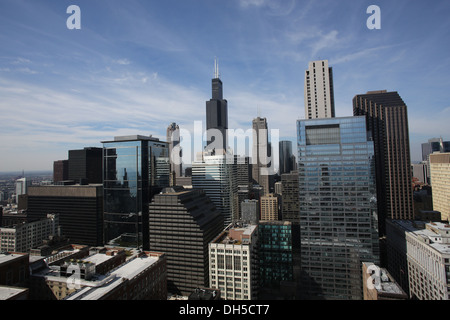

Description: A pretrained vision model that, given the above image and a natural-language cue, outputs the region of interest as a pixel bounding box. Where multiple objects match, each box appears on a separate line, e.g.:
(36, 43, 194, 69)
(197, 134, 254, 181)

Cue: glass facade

(297, 116, 379, 300)
(192, 155, 238, 226)
(258, 221, 293, 289)
(103, 136, 169, 250)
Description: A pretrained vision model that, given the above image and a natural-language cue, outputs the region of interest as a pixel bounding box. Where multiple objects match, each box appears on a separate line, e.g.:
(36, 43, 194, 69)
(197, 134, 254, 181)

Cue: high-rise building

(26, 184, 104, 247)
(279, 141, 294, 175)
(422, 138, 450, 162)
(353, 91, 414, 236)
(304, 60, 335, 120)
(252, 117, 270, 195)
(167, 123, 183, 180)
(429, 153, 450, 221)
(281, 171, 299, 223)
(422, 138, 450, 185)
(102, 135, 170, 250)
(53, 160, 69, 183)
(68, 147, 102, 184)
(260, 194, 279, 221)
(412, 162, 429, 185)
(258, 221, 294, 298)
(192, 154, 237, 226)
(206, 59, 228, 154)
(297, 116, 380, 300)
(15, 178, 31, 204)
(148, 187, 224, 296)
(209, 222, 259, 300)
(241, 199, 259, 225)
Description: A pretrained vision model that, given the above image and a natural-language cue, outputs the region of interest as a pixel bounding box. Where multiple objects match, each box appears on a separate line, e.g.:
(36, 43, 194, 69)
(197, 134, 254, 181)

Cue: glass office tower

(192, 154, 238, 226)
(102, 135, 170, 250)
(297, 116, 379, 300)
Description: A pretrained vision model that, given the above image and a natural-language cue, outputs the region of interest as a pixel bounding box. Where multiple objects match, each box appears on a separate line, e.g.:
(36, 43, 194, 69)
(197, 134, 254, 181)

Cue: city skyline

(1, 0, 450, 171)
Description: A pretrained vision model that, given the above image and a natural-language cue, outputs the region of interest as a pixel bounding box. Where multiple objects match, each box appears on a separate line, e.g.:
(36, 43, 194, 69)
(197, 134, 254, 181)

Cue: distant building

(148, 187, 224, 296)
(429, 153, 450, 221)
(209, 222, 259, 300)
(304, 60, 335, 119)
(412, 162, 429, 185)
(167, 122, 183, 179)
(15, 178, 31, 204)
(192, 154, 238, 226)
(53, 160, 69, 183)
(279, 141, 295, 175)
(68, 147, 102, 184)
(260, 194, 279, 221)
(241, 199, 259, 225)
(252, 117, 270, 195)
(280, 171, 299, 223)
(206, 59, 228, 153)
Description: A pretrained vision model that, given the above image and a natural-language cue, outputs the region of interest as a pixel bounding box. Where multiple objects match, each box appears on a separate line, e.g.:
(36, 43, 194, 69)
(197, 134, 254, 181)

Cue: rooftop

(0, 286, 28, 300)
(391, 220, 450, 255)
(65, 253, 161, 300)
(0, 252, 28, 265)
(212, 222, 257, 245)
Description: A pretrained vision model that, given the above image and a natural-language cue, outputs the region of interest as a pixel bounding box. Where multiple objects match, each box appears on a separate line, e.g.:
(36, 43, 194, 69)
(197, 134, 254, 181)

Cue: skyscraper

(422, 138, 450, 162)
(53, 160, 69, 183)
(252, 117, 270, 195)
(15, 178, 31, 204)
(353, 91, 414, 236)
(260, 194, 279, 221)
(304, 60, 335, 120)
(68, 147, 103, 184)
(149, 187, 224, 295)
(279, 140, 294, 175)
(281, 171, 299, 223)
(297, 116, 380, 300)
(429, 153, 450, 221)
(102, 135, 170, 250)
(206, 59, 228, 154)
(192, 154, 238, 226)
(166, 122, 183, 179)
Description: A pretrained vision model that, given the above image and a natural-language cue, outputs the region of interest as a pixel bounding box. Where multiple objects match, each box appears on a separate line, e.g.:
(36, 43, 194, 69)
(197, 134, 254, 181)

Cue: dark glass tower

(102, 135, 170, 250)
(206, 60, 228, 154)
(353, 91, 414, 238)
(297, 116, 380, 300)
(68, 147, 102, 184)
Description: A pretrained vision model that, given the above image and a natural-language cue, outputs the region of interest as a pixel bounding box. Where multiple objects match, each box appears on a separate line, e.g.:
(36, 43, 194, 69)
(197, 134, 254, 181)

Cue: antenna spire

(214, 57, 220, 79)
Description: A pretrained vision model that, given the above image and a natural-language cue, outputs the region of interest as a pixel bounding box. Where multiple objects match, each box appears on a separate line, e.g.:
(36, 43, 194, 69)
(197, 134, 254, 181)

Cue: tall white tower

(304, 60, 335, 119)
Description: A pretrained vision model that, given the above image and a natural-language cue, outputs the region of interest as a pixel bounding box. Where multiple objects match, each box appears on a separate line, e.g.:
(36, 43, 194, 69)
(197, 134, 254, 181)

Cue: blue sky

(1, 0, 449, 172)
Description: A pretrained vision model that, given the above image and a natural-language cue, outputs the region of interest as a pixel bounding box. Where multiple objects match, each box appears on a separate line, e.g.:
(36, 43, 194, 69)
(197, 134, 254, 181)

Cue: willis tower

(206, 59, 228, 154)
